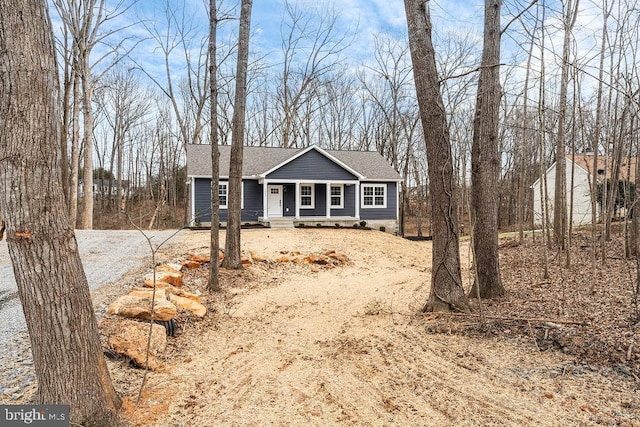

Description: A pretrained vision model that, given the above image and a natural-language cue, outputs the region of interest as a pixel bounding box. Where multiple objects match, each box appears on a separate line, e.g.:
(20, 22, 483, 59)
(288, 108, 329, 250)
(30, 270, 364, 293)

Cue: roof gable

(186, 144, 401, 181)
(265, 147, 360, 180)
(262, 145, 363, 179)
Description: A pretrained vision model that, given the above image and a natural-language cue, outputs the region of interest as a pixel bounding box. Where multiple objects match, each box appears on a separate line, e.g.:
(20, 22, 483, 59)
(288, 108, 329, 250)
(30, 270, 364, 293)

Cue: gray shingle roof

(186, 144, 401, 181)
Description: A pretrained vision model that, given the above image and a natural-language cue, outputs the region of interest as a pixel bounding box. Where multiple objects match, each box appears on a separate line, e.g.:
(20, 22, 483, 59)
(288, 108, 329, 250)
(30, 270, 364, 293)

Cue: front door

(267, 185, 283, 217)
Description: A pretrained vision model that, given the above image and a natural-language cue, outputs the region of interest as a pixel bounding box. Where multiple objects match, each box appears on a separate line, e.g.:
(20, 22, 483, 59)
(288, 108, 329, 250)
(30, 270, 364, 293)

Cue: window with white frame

(362, 184, 386, 208)
(299, 184, 314, 208)
(330, 184, 344, 208)
(219, 182, 228, 208)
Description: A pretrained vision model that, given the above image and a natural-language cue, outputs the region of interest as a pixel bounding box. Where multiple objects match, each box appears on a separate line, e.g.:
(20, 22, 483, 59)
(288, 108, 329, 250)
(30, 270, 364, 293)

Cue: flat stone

(168, 294, 207, 317)
(105, 318, 167, 370)
(107, 295, 177, 321)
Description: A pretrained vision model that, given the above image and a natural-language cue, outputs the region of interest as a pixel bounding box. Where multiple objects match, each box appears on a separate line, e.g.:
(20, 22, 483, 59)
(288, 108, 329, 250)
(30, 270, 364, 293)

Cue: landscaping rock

(145, 269, 183, 287)
(305, 254, 330, 265)
(127, 287, 167, 300)
(328, 252, 349, 264)
(249, 251, 267, 263)
(143, 279, 175, 289)
(107, 295, 177, 321)
(168, 294, 207, 317)
(188, 254, 211, 263)
(160, 263, 183, 273)
(105, 318, 167, 370)
(181, 260, 201, 269)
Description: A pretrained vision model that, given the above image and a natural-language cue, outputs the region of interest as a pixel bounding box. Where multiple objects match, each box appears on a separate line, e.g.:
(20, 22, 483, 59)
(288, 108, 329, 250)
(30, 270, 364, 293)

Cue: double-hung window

(299, 184, 314, 208)
(219, 182, 228, 208)
(330, 184, 344, 208)
(362, 184, 386, 208)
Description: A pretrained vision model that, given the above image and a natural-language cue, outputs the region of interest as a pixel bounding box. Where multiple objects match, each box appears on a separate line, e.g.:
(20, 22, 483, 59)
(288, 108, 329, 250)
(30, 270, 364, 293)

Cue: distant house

(186, 144, 402, 232)
(531, 154, 636, 226)
(78, 179, 130, 199)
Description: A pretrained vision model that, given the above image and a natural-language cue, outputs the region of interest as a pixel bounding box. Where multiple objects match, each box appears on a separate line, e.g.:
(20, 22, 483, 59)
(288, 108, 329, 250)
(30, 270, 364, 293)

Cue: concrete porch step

(268, 218, 295, 230)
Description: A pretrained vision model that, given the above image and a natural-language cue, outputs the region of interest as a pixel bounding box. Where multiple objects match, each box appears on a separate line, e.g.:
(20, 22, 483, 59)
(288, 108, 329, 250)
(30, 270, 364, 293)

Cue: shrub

(379, 226, 386, 232)
(335, 223, 341, 228)
(353, 223, 359, 228)
(316, 223, 322, 227)
(298, 223, 306, 228)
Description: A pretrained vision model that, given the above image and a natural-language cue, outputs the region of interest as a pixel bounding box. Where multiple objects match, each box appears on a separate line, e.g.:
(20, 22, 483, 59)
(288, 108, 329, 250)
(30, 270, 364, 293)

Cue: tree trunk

(0, 2, 121, 424)
(223, 0, 253, 269)
(209, 0, 221, 290)
(469, 0, 505, 299)
(404, 0, 470, 313)
(553, 0, 579, 249)
(69, 71, 81, 228)
(79, 63, 94, 229)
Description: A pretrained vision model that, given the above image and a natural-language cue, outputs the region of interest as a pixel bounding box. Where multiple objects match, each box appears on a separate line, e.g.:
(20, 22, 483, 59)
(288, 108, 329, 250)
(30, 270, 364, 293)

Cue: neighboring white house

(531, 154, 636, 226)
(78, 179, 130, 199)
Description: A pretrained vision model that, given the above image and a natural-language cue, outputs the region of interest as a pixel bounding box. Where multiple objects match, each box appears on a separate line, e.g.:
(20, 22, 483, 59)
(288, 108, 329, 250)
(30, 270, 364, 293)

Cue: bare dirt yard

(105, 228, 638, 426)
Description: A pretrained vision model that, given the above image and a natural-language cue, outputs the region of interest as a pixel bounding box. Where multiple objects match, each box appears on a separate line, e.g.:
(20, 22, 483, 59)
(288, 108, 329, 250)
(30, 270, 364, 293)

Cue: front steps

(267, 218, 295, 230)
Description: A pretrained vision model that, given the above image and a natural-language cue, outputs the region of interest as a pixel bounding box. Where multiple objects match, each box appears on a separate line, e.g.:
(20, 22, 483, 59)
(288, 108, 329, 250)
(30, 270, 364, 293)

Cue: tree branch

(439, 63, 504, 84)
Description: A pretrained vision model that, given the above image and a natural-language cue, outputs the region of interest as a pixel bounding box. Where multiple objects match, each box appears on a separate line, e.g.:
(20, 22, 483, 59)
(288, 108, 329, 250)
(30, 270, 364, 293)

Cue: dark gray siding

(299, 183, 326, 217)
(242, 180, 263, 221)
(193, 178, 263, 223)
(193, 178, 213, 222)
(267, 150, 358, 180)
(359, 182, 398, 220)
(283, 184, 296, 217)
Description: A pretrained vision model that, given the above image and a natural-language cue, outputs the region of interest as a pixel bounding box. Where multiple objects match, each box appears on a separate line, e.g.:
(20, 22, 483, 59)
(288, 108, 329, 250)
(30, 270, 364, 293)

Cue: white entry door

(267, 185, 283, 217)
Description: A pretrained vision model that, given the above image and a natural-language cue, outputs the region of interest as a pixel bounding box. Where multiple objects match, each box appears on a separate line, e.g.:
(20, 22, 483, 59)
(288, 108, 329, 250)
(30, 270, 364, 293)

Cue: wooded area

(2, 0, 640, 423)
(32, 0, 639, 248)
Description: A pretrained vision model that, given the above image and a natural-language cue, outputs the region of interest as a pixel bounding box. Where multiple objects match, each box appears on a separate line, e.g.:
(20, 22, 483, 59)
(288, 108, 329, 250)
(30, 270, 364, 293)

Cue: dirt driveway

(125, 229, 639, 426)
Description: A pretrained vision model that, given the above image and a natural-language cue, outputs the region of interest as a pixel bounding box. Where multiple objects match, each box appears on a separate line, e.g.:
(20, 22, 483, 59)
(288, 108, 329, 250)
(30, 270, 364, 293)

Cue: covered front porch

(258, 179, 360, 223)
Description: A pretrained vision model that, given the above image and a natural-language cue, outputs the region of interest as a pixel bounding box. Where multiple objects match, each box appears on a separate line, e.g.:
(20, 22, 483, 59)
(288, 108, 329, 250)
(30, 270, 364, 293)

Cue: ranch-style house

(187, 144, 402, 232)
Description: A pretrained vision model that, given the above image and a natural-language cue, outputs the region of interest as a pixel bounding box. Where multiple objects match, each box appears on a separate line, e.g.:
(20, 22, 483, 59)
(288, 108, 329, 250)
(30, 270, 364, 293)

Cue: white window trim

(219, 181, 244, 210)
(299, 183, 315, 209)
(219, 181, 229, 209)
(330, 184, 344, 209)
(361, 183, 387, 209)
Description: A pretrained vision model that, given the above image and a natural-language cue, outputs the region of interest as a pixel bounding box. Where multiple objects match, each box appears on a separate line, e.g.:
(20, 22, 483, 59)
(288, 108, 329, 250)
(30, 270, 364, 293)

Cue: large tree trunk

(404, 0, 470, 313)
(223, 0, 253, 269)
(0, 1, 121, 425)
(469, 0, 505, 299)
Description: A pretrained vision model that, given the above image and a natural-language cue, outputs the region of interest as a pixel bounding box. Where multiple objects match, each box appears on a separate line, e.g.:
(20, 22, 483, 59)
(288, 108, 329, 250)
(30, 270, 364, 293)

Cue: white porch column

(355, 182, 360, 219)
(262, 179, 269, 219)
(295, 182, 300, 219)
(326, 183, 331, 219)
(190, 176, 196, 225)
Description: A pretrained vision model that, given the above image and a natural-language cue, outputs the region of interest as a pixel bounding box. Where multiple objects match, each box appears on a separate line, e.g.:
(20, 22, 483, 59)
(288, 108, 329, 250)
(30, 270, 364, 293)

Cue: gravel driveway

(0, 229, 183, 401)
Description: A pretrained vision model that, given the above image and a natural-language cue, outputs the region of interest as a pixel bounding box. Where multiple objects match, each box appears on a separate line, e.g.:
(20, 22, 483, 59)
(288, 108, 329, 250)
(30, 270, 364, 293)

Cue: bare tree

(552, 0, 579, 249)
(53, 0, 138, 229)
(209, 0, 221, 289)
(0, 1, 121, 423)
(222, 0, 253, 269)
(404, 0, 470, 313)
(94, 66, 148, 215)
(277, 0, 351, 148)
(469, 0, 505, 299)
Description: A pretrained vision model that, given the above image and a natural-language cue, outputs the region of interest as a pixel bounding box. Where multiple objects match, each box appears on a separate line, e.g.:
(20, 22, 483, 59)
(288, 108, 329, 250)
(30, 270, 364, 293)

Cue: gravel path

(0, 229, 183, 402)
